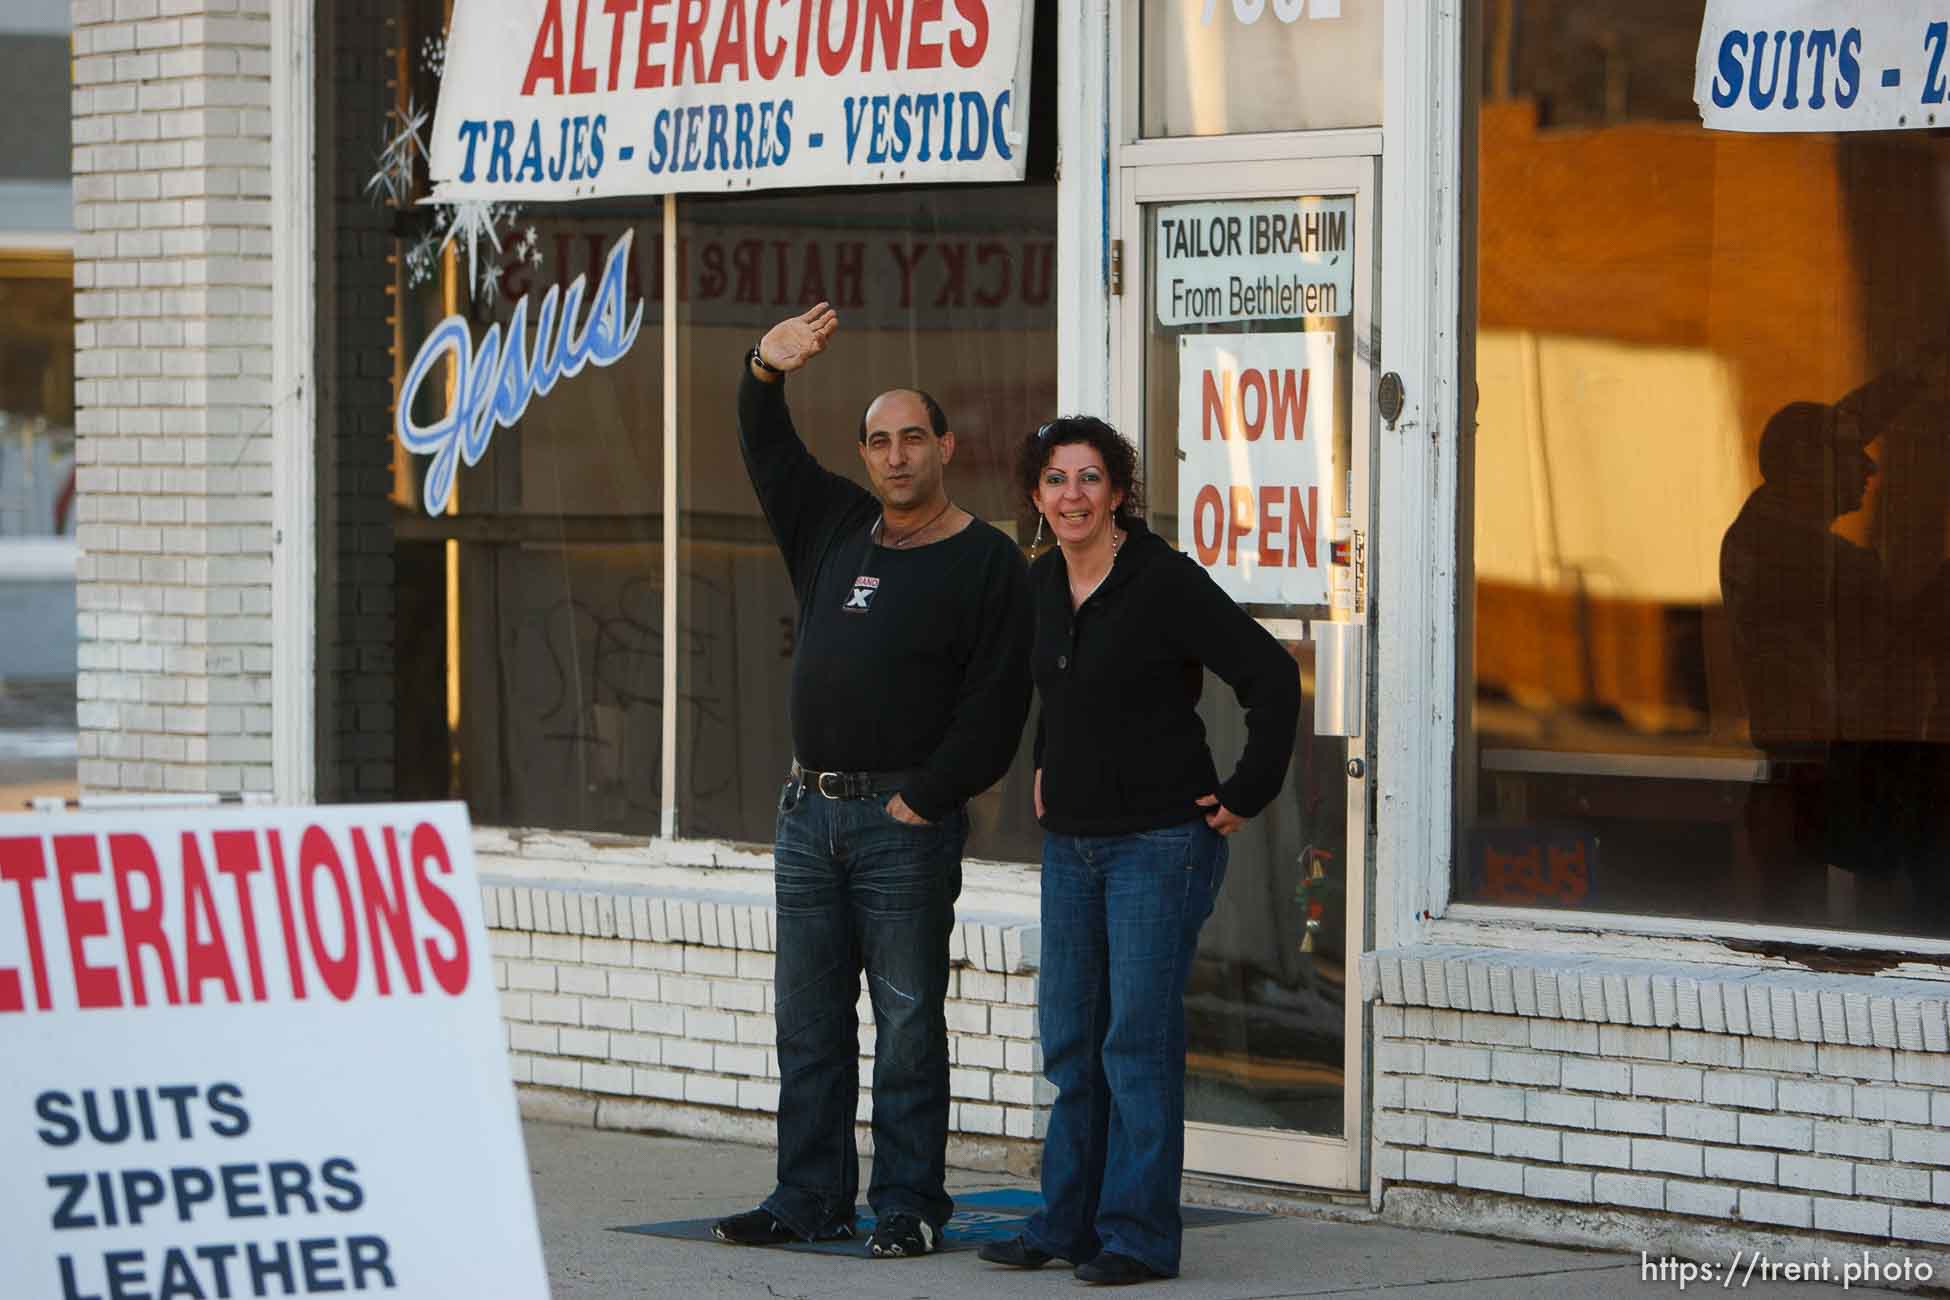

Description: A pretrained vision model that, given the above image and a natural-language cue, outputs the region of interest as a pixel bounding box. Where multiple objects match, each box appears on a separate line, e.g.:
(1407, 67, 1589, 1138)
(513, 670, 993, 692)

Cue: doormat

(614, 1188, 1267, 1257)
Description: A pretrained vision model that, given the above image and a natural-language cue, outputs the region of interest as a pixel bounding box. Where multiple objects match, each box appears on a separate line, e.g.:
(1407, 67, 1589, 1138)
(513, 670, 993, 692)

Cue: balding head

(859, 388, 947, 443)
(856, 388, 956, 513)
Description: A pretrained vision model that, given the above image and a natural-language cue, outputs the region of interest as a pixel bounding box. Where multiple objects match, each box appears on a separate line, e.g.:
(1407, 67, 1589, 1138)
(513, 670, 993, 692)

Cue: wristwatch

(749, 345, 784, 375)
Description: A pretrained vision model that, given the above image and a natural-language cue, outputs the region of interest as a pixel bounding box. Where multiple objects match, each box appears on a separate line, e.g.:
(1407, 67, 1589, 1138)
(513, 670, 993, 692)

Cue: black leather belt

(789, 760, 918, 800)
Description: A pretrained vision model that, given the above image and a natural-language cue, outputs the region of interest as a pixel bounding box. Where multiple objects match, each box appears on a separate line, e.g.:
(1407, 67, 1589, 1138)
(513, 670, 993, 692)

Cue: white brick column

(71, 0, 275, 795)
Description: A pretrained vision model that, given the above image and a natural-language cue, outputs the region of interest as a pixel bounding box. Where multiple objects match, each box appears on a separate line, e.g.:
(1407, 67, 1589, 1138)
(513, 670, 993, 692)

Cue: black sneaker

(1074, 1251, 1165, 1285)
(711, 1207, 855, 1246)
(977, 1235, 1055, 1268)
(867, 1211, 937, 1258)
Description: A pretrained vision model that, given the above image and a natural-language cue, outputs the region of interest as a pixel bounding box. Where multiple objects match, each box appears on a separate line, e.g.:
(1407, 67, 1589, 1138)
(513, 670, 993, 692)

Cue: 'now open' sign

(1176, 332, 1337, 606)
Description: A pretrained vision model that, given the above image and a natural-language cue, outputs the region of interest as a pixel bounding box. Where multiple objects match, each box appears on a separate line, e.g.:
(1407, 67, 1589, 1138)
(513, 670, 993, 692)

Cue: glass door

(1116, 156, 1375, 1191)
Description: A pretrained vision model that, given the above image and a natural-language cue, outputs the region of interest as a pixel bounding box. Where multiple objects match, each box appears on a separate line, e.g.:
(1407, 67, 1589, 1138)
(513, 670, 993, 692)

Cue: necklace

(877, 500, 953, 548)
(1070, 529, 1126, 607)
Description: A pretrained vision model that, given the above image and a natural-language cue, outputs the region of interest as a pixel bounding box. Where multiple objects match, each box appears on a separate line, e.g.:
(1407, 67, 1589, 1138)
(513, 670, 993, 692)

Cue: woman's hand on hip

(1197, 794, 1245, 836)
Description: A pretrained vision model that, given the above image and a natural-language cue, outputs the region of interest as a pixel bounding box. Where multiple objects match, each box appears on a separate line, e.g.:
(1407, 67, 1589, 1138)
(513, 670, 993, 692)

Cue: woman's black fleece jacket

(1031, 517, 1302, 835)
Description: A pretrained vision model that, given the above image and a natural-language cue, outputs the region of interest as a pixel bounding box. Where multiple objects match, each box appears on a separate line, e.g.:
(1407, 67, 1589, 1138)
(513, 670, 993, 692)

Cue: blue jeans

(761, 779, 967, 1237)
(1025, 819, 1229, 1276)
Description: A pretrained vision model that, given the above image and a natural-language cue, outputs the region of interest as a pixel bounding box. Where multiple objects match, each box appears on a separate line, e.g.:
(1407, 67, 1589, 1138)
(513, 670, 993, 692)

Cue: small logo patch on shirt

(843, 575, 880, 612)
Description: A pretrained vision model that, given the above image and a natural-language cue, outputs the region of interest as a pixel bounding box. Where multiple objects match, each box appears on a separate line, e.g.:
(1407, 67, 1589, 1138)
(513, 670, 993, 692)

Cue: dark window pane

(0, 34, 71, 181)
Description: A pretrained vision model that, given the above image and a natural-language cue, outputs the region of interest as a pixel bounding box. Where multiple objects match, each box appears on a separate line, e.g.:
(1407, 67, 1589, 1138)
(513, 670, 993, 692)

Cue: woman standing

(978, 417, 1300, 1285)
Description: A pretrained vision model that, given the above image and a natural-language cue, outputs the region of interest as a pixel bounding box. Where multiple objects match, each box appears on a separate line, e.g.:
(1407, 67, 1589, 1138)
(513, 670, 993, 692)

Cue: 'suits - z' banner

(1696, 0, 1950, 132)
(429, 0, 1036, 200)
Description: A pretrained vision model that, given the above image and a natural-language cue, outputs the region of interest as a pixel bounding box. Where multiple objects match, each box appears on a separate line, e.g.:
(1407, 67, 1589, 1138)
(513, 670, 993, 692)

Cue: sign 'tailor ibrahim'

(1155, 197, 1354, 328)
(429, 0, 1036, 201)
(0, 802, 548, 1300)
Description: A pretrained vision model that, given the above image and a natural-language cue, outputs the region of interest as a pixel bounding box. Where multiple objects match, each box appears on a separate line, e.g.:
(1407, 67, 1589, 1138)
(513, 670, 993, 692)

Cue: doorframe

(1373, 0, 1468, 958)
(1112, 154, 1377, 1193)
(1099, 0, 1466, 1201)
(271, 0, 318, 804)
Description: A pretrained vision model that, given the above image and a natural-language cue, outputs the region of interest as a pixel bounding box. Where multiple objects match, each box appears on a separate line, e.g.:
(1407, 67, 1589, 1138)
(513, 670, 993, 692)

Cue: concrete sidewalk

(522, 1119, 1916, 1299)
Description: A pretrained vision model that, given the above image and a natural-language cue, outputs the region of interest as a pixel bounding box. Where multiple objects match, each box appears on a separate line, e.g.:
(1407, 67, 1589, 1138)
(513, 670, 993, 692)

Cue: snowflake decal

(363, 29, 541, 302)
(362, 97, 429, 208)
(400, 206, 449, 291)
(440, 200, 522, 301)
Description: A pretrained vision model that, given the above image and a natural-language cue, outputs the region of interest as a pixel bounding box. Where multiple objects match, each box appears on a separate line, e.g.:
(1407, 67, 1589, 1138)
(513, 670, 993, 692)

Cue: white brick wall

(1368, 948, 1950, 1250)
(72, 0, 276, 796)
(480, 881, 1050, 1147)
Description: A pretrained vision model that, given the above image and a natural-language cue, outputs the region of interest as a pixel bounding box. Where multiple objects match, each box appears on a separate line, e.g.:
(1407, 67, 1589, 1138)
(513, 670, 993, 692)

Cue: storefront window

(1460, 0, 1950, 937)
(324, 0, 674, 830)
(389, 212, 668, 836)
(1140, 0, 1382, 138)
(675, 186, 1055, 859)
(339, 0, 1055, 854)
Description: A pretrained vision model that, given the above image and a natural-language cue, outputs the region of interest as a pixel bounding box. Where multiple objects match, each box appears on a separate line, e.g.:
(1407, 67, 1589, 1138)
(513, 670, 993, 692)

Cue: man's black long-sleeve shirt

(736, 366, 1032, 822)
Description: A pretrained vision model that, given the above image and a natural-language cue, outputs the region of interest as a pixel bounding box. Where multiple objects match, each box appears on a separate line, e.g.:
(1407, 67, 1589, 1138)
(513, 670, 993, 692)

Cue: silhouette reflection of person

(1720, 389, 1946, 915)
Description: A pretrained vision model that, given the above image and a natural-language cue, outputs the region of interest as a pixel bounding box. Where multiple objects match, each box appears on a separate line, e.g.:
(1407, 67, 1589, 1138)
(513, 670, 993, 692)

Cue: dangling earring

(1031, 514, 1045, 550)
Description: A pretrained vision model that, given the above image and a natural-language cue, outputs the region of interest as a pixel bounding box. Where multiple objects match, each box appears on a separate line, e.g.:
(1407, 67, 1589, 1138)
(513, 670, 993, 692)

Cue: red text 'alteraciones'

(520, 0, 995, 96)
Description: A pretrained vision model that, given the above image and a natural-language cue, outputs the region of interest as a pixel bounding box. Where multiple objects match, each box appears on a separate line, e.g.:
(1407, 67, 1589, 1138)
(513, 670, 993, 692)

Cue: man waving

(710, 303, 1032, 1259)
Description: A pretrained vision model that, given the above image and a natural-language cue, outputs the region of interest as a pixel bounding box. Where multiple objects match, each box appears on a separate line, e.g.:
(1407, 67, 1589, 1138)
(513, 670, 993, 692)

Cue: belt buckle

(817, 771, 846, 799)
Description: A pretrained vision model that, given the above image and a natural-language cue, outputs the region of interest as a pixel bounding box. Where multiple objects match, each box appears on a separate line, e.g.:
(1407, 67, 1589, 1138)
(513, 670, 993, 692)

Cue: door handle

(1311, 621, 1365, 739)
(1252, 619, 1367, 739)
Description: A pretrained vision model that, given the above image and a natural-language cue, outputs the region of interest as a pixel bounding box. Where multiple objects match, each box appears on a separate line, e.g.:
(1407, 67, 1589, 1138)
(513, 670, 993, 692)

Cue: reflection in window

(1462, 0, 1950, 937)
(0, 254, 78, 797)
(1479, 0, 1703, 127)
(0, 14, 77, 801)
(676, 187, 1056, 858)
(0, 262, 73, 541)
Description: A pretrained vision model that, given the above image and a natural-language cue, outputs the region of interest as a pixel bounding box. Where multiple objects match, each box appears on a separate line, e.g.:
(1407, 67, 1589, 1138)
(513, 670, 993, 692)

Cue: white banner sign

(0, 802, 549, 1300)
(1696, 1, 1950, 132)
(1177, 332, 1336, 604)
(428, 0, 1035, 200)
(1155, 197, 1353, 328)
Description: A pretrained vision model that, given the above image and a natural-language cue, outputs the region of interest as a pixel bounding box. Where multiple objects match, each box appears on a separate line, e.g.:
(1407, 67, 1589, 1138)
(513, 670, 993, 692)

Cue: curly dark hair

(1013, 415, 1146, 541)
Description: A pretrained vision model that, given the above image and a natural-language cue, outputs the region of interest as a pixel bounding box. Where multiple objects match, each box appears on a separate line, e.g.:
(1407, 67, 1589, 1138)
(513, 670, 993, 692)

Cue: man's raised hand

(757, 302, 838, 374)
